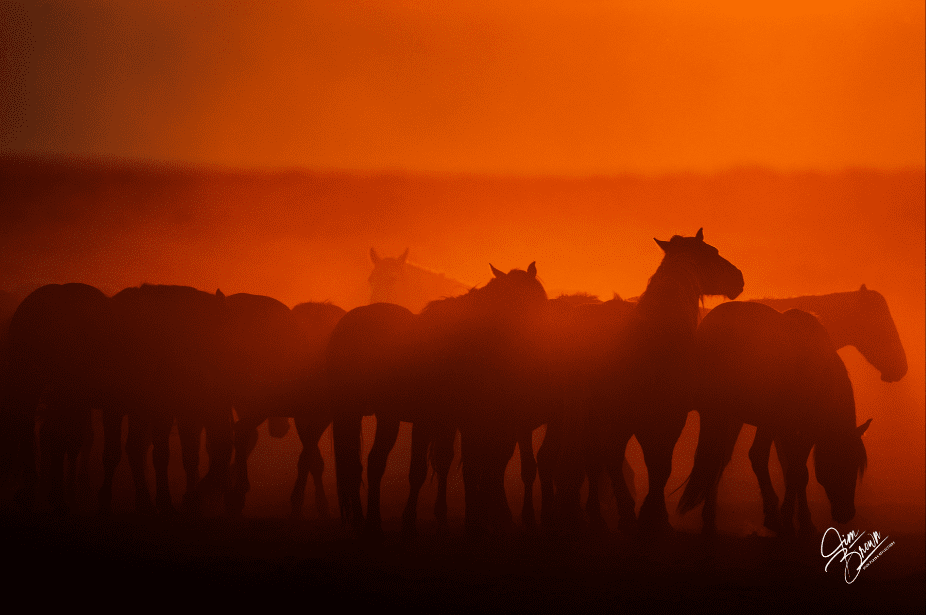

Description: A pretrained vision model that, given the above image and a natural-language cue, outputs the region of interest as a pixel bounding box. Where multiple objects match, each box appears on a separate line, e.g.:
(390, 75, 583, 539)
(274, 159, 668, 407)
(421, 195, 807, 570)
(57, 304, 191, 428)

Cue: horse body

(329, 263, 547, 538)
(752, 286, 907, 382)
(679, 301, 870, 537)
(98, 284, 232, 515)
(1, 283, 109, 512)
(225, 293, 345, 517)
(560, 229, 744, 535)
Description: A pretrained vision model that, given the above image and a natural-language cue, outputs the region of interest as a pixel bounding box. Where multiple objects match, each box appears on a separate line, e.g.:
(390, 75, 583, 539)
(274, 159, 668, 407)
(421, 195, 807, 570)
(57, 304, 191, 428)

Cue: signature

(820, 527, 895, 584)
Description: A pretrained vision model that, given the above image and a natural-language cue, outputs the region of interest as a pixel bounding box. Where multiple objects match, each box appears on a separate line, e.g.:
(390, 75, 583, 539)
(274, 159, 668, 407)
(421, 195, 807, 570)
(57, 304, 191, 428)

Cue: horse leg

(460, 429, 486, 536)
(125, 414, 155, 514)
(536, 419, 562, 530)
(150, 416, 176, 516)
(176, 415, 203, 516)
(431, 424, 456, 533)
(749, 427, 781, 533)
(489, 433, 517, 533)
(62, 404, 89, 510)
(792, 439, 815, 538)
(332, 413, 364, 531)
(39, 411, 67, 515)
(292, 415, 330, 519)
(778, 435, 813, 537)
(518, 427, 538, 530)
(227, 413, 259, 516)
(98, 409, 124, 515)
(365, 415, 400, 540)
(203, 405, 234, 502)
(7, 380, 41, 510)
(402, 421, 432, 540)
(636, 413, 686, 536)
(606, 430, 636, 535)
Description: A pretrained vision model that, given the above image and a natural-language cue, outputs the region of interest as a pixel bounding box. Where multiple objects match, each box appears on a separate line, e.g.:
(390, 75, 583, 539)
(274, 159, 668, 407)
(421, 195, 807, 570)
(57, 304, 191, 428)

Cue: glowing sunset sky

(1, 1, 923, 173)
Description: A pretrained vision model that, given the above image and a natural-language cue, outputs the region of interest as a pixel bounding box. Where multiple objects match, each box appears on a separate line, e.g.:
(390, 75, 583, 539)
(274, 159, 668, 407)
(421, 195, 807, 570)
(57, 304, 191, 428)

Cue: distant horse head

(815, 418, 871, 524)
(851, 285, 908, 382)
(653, 228, 744, 300)
(483, 262, 548, 317)
(368, 247, 409, 304)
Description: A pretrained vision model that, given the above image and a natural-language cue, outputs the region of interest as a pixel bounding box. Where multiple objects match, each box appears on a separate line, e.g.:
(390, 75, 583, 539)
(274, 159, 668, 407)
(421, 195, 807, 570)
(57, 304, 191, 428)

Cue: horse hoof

(798, 523, 817, 540)
(363, 523, 385, 543)
(401, 519, 418, 542)
(224, 491, 246, 516)
(589, 514, 609, 536)
(135, 496, 156, 515)
(522, 508, 537, 532)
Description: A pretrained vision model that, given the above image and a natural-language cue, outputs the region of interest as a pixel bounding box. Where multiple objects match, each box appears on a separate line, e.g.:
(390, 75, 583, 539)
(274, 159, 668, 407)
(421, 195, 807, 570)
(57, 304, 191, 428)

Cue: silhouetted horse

(557, 229, 744, 535)
(98, 284, 232, 516)
(368, 248, 470, 313)
(329, 263, 547, 538)
(752, 285, 907, 383)
(1, 283, 109, 513)
(422, 263, 549, 535)
(617, 286, 906, 527)
(225, 293, 345, 517)
(679, 301, 871, 537)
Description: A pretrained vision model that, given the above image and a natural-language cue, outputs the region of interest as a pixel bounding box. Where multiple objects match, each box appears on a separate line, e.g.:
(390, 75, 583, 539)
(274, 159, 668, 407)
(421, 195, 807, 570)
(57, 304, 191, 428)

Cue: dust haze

(1, 155, 922, 535)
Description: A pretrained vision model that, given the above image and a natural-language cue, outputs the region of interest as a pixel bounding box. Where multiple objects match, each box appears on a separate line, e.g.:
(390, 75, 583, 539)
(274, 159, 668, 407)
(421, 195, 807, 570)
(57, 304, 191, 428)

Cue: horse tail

(678, 410, 739, 514)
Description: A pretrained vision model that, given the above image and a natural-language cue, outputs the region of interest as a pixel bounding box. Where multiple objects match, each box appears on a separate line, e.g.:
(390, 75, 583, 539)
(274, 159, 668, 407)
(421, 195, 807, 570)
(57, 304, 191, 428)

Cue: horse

(224, 293, 345, 517)
(616, 286, 905, 528)
(678, 301, 871, 537)
(422, 262, 549, 535)
(1, 283, 110, 513)
(328, 262, 547, 539)
(97, 284, 233, 516)
(368, 248, 470, 313)
(556, 229, 744, 536)
(752, 285, 907, 383)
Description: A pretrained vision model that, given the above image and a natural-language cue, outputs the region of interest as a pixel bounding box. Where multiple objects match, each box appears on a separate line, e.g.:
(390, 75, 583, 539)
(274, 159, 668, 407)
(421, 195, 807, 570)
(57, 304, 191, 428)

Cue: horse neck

(635, 256, 702, 338)
(755, 293, 855, 349)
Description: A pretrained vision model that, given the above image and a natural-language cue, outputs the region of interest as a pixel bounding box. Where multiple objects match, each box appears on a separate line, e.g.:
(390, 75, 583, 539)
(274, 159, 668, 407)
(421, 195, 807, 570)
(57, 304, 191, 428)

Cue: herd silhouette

(0, 230, 909, 542)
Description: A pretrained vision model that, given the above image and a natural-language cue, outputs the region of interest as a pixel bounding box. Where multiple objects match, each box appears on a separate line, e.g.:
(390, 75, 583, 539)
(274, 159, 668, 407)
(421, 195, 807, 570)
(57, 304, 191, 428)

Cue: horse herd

(0, 229, 908, 542)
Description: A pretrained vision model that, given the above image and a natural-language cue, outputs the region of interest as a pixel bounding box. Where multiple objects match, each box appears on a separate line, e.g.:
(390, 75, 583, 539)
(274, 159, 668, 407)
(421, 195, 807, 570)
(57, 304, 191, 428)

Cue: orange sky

(1, 1, 923, 173)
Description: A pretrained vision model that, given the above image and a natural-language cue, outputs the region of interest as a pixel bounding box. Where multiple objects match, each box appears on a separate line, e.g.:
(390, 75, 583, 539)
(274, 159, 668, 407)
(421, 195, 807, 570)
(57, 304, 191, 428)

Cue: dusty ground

(2, 509, 922, 613)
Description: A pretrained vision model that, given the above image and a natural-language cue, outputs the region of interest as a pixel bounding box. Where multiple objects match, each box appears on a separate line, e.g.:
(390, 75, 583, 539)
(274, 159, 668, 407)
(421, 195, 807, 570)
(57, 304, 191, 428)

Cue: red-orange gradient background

(0, 1, 923, 534)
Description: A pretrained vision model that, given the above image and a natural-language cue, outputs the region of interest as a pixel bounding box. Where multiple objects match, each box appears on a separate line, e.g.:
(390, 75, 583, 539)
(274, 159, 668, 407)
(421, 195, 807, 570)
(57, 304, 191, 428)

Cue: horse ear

(399, 248, 409, 264)
(859, 284, 868, 292)
(216, 289, 225, 299)
(654, 238, 670, 252)
(856, 418, 872, 437)
(370, 248, 381, 265)
(490, 264, 506, 278)
(695, 228, 704, 241)
(527, 261, 537, 278)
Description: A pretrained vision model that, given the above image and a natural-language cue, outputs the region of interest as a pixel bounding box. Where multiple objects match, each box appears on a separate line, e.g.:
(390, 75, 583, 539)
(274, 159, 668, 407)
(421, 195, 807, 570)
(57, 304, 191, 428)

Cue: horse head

(483, 261, 548, 317)
(368, 247, 409, 304)
(816, 418, 871, 524)
(654, 228, 744, 300)
(851, 285, 908, 382)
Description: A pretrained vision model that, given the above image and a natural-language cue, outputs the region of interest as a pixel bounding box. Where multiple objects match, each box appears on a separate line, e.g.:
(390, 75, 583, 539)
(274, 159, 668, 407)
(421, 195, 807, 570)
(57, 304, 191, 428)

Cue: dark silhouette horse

(98, 284, 233, 516)
(753, 285, 907, 383)
(224, 293, 345, 517)
(679, 301, 871, 537)
(368, 248, 470, 313)
(422, 263, 549, 535)
(557, 229, 744, 535)
(610, 286, 906, 529)
(329, 262, 547, 538)
(1, 283, 109, 513)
